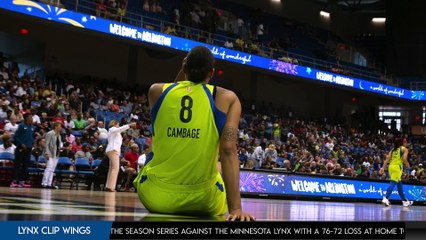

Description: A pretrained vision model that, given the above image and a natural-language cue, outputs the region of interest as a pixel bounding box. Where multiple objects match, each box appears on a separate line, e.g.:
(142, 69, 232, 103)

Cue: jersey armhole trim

(150, 83, 178, 136)
(202, 84, 227, 135)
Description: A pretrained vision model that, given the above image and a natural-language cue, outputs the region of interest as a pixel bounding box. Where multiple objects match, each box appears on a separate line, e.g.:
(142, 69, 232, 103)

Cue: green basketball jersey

(390, 146, 405, 167)
(146, 81, 226, 186)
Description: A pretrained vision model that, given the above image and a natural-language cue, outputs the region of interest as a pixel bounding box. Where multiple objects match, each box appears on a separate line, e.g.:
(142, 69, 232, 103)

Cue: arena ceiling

(312, 0, 385, 13)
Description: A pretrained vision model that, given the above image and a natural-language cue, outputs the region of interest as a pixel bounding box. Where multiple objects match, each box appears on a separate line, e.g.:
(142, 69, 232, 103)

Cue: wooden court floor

(0, 187, 425, 222)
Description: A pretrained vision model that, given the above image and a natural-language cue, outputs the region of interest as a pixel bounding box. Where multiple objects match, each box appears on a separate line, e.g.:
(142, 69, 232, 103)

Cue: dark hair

(184, 46, 215, 83)
(391, 137, 403, 153)
(23, 113, 32, 121)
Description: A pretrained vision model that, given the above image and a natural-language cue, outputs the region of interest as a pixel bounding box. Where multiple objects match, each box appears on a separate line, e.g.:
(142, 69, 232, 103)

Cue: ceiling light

(320, 11, 330, 18)
(372, 17, 386, 23)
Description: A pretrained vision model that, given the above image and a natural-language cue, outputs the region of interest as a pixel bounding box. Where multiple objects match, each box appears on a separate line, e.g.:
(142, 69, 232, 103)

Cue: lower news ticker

(110, 221, 405, 239)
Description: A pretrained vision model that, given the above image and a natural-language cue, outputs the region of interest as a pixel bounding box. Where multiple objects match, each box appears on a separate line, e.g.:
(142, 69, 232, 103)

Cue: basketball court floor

(0, 187, 425, 222)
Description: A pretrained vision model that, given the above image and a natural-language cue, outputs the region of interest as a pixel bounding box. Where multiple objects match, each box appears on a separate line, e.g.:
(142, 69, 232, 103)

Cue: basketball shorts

(388, 165, 403, 182)
(133, 171, 228, 216)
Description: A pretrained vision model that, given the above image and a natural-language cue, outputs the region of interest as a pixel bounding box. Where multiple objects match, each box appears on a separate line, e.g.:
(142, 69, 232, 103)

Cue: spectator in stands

(41, 122, 62, 189)
(0, 134, 16, 167)
(120, 143, 138, 191)
(10, 113, 35, 188)
(127, 122, 140, 139)
(282, 160, 292, 171)
(64, 115, 75, 130)
(64, 128, 75, 145)
(264, 143, 277, 163)
(35, 119, 50, 136)
(252, 141, 265, 168)
(0, 66, 8, 80)
(143, 0, 150, 12)
(31, 108, 41, 125)
(31, 138, 45, 161)
(0, 134, 15, 154)
(224, 40, 234, 49)
(75, 143, 93, 163)
(243, 159, 255, 169)
(117, 0, 127, 22)
(59, 142, 74, 160)
(110, 100, 120, 113)
(52, 112, 65, 125)
(97, 121, 108, 141)
(72, 137, 83, 154)
(73, 113, 86, 130)
(190, 9, 201, 28)
(84, 118, 98, 136)
(87, 135, 100, 155)
(4, 115, 18, 136)
(137, 144, 150, 173)
(164, 25, 177, 36)
(237, 17, 244, 36)
(93, 144, 106, 160)
(173, 8, 180, 26)
(155, 1, 165, 14)
(370, 170, 379, 180)
(261, 155, 277, 169)
(107, 0, 118, 20)
(238, 147, 249, 167)
(235, 37, 244, 51)
(256, 23, 264, 42)
(96, 0, 108, 17)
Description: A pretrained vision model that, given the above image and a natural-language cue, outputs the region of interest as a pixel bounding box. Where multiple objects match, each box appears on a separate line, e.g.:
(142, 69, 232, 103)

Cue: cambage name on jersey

(167, 127, 200, 139)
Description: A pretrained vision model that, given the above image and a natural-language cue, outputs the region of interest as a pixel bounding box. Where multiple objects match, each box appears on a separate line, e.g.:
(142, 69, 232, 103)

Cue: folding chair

(72, 158, 94, 190)
(0, 152, 15, 184)
(54, 157, 77, 189)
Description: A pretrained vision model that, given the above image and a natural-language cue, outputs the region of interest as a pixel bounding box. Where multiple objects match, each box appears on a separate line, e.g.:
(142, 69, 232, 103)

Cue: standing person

(10, 113, 35, 188)
(105, 120, 135, 192)
(380, 137, 413, 207)
(41, 122, 63, 189)
(134, 46, 255, 221)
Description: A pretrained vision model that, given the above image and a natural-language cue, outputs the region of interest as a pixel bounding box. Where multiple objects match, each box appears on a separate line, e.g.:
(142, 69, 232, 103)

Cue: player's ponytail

(391, 137, 403, 154)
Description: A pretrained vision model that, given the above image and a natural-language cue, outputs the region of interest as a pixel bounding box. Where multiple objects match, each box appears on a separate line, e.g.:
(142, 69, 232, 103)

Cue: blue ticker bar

(1, 0, 424, 100)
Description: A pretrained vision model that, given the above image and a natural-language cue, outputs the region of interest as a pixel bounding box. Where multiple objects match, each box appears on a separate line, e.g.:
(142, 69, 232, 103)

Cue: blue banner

(0, 0, 425, 101)
(240, 170, 426, 202)
(0, 221, 111, 240)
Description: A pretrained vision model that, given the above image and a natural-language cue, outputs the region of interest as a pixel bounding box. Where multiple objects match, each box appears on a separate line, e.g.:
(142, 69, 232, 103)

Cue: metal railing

(410, 81, 426, 91)
(42, 0, 394, 86)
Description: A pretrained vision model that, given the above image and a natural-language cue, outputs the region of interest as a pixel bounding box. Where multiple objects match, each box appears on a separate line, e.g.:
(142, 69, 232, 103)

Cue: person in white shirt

(64, 115, 75, 130)
(0, 67, 8, 80)
(224, 40, 234, 49)
(252, 143, 265, 168)
(0, 134, 16, 154)
(104, 120, 136, 192)
(97, 121, 108, 141)
(4, 115, 19, 136)
(15, 84, 27, 97)
(0, 134, 16, 167)
(137, 145, 151, 173)
(31, 109, 41, 125)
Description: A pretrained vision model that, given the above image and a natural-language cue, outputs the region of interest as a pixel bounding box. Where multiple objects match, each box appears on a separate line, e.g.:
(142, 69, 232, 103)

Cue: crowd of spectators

(0, 55, 152, 190)
(36, 0, 385, 83)
(236, 113, 426, 183)
(0, 50, 425, 191)
(95, 0, 128, 21)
